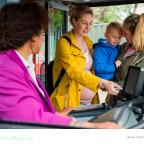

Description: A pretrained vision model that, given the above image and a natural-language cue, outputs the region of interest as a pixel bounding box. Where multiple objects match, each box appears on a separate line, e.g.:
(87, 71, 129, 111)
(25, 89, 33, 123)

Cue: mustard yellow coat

(50, 32, 100, 111)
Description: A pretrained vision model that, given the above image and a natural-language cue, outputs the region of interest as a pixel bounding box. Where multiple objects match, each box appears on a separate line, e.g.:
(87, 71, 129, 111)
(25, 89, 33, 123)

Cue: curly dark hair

(0, 2, 48, 51)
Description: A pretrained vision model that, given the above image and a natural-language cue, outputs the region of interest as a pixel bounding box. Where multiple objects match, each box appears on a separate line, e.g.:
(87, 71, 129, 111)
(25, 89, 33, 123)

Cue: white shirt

(84, 48, 89, 64)
(15, 51, 45, 97)
(80, 44, 95, 104)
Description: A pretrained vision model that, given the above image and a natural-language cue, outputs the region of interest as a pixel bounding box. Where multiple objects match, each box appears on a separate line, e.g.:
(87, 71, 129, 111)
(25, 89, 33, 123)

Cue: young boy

(93, 22, 123, 80)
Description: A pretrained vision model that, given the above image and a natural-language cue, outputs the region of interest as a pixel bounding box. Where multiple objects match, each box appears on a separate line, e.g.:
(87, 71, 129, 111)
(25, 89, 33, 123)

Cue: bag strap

(54, 36, 71, 88)
(62, 36, 71, 46)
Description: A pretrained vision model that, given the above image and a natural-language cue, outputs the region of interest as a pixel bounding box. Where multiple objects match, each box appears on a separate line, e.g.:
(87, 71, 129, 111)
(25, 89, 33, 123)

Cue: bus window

(38, 2, 69, 86)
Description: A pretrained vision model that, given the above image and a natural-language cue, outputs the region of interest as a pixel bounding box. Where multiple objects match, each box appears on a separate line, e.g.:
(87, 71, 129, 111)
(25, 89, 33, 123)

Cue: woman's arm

(55, 38, 100, 92)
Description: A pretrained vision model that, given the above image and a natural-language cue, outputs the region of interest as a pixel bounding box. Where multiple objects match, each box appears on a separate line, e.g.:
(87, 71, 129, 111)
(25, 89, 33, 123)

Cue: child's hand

(115, 60, 121, 68)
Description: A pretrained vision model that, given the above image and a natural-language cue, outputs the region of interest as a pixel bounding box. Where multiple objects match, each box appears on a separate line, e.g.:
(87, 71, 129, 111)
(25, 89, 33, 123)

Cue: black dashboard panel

(89, 98, 144, 128)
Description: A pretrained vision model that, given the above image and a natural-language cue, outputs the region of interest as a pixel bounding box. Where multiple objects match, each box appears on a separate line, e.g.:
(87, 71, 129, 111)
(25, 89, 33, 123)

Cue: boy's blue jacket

(93, 38, 121, 80)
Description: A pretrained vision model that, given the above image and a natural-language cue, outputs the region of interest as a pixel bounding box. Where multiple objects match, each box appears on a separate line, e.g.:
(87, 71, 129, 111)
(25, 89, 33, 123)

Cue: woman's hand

(99, 79, 122, 95)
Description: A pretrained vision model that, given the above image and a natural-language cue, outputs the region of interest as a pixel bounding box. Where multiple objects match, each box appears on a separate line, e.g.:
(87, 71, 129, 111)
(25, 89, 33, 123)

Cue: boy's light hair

(133, 13, 144, 51)
(106, 22, 123, 35)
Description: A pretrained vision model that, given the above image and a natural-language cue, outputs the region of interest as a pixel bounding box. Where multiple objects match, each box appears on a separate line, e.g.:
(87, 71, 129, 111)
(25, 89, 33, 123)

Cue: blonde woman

(115, 13, 144, 86)
(107, 14, 144, 105)
(51, 5, 121, 111)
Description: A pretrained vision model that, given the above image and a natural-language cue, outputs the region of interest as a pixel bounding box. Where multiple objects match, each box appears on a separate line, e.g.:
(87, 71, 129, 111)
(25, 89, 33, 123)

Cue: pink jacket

(0, 50, 72, 125)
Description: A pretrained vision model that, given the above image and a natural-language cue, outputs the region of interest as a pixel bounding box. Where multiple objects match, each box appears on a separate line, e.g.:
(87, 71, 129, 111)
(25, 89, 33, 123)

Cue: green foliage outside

(103, 5, 134, 23)
(92, 4, 135, 23)
(49, 9, 64, 32)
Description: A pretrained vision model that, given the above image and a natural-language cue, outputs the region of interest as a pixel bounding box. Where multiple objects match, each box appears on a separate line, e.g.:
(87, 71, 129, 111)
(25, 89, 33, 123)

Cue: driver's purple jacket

(0, 50, 72, 125)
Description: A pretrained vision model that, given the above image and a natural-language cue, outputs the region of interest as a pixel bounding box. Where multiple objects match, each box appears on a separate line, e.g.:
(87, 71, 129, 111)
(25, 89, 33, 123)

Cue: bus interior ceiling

(52, 0, 144, 7)
(2, 0, 143, 7)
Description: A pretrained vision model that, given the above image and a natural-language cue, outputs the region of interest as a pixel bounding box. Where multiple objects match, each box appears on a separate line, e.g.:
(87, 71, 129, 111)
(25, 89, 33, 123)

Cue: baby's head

(105, 22, 123, 46)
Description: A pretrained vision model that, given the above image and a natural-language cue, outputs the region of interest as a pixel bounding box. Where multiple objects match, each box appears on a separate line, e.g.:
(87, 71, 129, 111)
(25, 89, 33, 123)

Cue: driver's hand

(56, 106, 74, 116)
